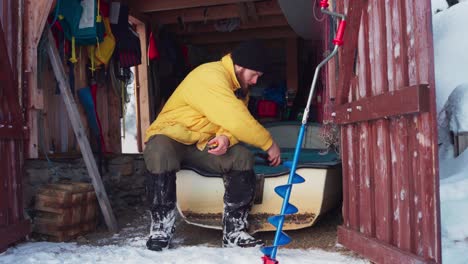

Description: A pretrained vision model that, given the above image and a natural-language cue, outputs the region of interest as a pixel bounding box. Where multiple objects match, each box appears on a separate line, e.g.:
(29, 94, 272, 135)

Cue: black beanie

(231, 39, 269, 73)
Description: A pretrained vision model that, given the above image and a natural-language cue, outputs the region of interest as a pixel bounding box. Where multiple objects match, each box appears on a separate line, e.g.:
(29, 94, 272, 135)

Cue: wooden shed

(1, 0, 441, 263)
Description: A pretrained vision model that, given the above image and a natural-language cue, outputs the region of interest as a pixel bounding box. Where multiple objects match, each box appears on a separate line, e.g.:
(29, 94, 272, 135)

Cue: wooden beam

(185, 26, 296, 44)
(336, 1, 367, 105)
(23, 0, 55, 158)
(152, 0, 282, 24)
(246, 1, 259, 21)
(338, 226, 434, 264)
(286, 37, 298, 92)
(46, 29, 118, 232)
(171, 15, 288, 35)
(131, 17, 150, 152)
(237, 3, 249, 24)
(333, 84, 430, 124)
(131, 0, 261, 12)
(129, 9, 153, 26)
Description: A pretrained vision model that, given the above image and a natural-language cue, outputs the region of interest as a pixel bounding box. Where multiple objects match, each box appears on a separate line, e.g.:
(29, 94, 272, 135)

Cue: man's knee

(143, 135, 182, 173)
(227, 145, 254, 171)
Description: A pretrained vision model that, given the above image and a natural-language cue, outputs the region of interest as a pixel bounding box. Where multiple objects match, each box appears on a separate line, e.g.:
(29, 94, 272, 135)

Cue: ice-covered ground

(0, 240, 366, 264)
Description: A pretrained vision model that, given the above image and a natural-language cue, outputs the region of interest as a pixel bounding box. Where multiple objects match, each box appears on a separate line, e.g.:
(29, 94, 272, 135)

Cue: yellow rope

(69, 37, 78, 63)
(96, 0, 102, 22)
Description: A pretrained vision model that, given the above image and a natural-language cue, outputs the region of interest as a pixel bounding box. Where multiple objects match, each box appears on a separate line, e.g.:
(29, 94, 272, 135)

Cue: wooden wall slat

(341, 125, 350, 228)
(347, 125, 360, 230)
(0, 142, 7, 226)
(0, 0, 30, 252)
(387, 0, 412, 252)
(413, 1, 441, 260)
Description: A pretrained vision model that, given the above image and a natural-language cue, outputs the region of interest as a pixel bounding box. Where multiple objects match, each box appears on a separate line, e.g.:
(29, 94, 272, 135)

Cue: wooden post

(130, 17, 150, 152)
(45, 29, 118, 232)
(23, 0, 55, 158)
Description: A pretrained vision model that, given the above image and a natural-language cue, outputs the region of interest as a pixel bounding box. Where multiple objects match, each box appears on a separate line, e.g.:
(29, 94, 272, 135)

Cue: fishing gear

(260, 1, 346, 263)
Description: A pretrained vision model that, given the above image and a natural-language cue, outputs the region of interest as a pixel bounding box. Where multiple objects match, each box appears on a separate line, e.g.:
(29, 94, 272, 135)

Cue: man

(143, 40, 281, 251)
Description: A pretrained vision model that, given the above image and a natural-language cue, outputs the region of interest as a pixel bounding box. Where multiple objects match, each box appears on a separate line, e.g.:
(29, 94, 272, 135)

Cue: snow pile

(0, 241, 367, 264)
(433, 1, 468, 263)
(433, 1, 468, 113)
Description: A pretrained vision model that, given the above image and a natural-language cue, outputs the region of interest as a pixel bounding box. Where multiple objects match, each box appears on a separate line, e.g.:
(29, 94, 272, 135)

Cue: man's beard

(235, 70, 249, 90)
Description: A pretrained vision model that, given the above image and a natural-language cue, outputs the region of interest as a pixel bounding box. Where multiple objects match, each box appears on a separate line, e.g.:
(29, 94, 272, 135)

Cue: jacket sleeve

(181, 70, 273, 151)
(215, 127, 239, 147)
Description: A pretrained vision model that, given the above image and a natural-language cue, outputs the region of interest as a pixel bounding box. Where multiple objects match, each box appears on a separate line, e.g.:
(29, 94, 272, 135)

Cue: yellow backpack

(88, 17, 115, 69)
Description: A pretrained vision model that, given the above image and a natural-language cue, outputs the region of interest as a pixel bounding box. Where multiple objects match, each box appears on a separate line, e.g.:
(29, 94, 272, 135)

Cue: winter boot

(145, 170, 177, 251)
(222, 170, 264, 248)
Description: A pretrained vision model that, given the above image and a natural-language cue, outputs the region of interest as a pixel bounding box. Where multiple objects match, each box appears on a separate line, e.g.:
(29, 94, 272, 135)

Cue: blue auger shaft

(265, 4, 346, 262)
(269, 123, 307, 259)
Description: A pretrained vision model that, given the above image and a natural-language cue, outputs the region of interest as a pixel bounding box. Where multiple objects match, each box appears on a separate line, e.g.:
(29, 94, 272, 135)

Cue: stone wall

(24, 154, 147, 218)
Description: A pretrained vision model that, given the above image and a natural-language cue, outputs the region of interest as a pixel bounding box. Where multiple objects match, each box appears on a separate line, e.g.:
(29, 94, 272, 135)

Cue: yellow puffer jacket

(144, 54, 273, 151)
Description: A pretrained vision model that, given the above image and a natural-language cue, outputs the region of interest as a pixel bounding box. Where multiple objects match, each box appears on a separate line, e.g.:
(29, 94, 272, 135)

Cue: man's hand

(266, 141, 281, 167)
(207, 135, 230, 156)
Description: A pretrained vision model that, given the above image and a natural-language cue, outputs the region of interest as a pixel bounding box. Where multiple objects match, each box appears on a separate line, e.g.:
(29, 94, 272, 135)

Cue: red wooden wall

(0, 0, 31, 253)
(325, 1, 441, 263)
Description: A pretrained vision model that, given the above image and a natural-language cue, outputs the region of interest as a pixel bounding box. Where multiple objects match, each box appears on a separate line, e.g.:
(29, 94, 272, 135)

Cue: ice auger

(260, 1, 346, 263)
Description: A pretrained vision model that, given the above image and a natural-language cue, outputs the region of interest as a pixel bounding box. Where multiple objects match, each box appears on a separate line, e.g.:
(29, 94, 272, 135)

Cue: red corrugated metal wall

(325, 1, 441, 263)
(0, 0, 31, 253)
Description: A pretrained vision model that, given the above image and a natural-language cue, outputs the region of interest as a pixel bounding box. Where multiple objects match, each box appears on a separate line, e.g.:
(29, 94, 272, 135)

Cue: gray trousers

(143, 135, 257, 238)
(143, 134, 254, 174)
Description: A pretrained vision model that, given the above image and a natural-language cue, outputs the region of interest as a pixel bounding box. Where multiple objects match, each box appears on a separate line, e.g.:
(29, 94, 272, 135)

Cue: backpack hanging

(58, 0, 105, 62)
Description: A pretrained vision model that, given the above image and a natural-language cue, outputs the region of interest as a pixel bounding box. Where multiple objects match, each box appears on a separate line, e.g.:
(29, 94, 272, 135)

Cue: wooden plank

(336, 0, 367, 105)
(286, 38, 298, 92)
(0, 220, 31, 252)
(358, 122, 374, 236)
(237, 3, 249, 24)
(333, 84, 430, 124)
(0, 128, 24, 139)
(346, 125, 360, 230)
(411, 0, 441, 261)
(386, 0, 412, 252)
(23, 0, 55, 109)
(107, 81, 122, 154)
(153, 0, 281, 24)
(45, 29, 118, 232)
(135, 20, 149, 152)
(0, 142, 8, 227)
(186, 26, 296, 44)
(171, 15, 288, 35)
(337, 226, 435, 264)
(340, 126, 350, 228)
(132, 0, 262, 12)
(246, 1, 258, 21)
(373, 120, 392, 243)
(23, 0, 55, 158)
(355, 5, 374, 237)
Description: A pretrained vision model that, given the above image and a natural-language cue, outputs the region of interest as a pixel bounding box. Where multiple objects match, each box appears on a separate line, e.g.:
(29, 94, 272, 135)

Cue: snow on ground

(434, 1, 468, 264)
(0, 241, 366, 264)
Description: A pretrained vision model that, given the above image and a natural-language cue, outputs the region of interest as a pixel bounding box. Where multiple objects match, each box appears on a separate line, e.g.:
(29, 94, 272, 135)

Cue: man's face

(235, 66, 263, 90)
